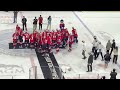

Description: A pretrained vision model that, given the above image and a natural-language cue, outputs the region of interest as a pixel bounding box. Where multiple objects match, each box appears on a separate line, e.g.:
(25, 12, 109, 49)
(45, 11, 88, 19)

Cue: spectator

(110, 69, 117, 79)
(104, 50, 111, 68)
(113, 46, 118, 64)
(106, 40, 112, 53)
(97, 42, 104, 61)
(110, 39, 116, 55)
(87, 52, 93, 72)
(82, 40, 87, 59)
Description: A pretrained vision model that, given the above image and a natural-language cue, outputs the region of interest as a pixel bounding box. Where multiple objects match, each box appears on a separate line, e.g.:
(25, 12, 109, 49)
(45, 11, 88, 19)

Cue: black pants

(113, 55, 118, 64)
(82, 50, 86, 59)
(106, 50, 109, 53)
(13, 15, 17, 23)
(74, 36, 78, 43)
(110, 48, 114, 55)
(92, 47, 96, 53)
(94, 49, 98, 60)
(23, 23, 27, 31)
(87, 63, 92, 71)
(97, 51, 103, 60)
(39, 23, 42, 30)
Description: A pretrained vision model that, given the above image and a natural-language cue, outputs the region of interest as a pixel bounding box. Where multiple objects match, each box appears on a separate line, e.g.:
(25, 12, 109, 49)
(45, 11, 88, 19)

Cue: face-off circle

(0, 29, 36, 57)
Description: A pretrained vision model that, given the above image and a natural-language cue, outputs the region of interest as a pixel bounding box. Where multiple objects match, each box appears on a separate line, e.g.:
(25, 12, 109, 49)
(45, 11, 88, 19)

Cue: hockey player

(29, 33, 35, 49)
(68, 33, 74, 52)
(82, 40, 87, 59)
(16, 24, 20, 31)
(64, 28, 69, 46)
(12, 31, 19, 49)
(23, 31, 30, 48)
(72, 27, 78, 43)
(17, 28, 23, 48)
(47, 33, 52, 53)
(42, 37, 48, 52)
(52, 30, 57, 48)
(42, 31, 47, 40)
(33, 31, 39, 48)
(38, 32, 43, 49)
(56, 35, 62, 53)
(59, 19, 65, 30)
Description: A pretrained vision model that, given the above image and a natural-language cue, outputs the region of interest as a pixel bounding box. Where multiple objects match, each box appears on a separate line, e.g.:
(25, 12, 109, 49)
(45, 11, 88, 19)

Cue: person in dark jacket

(87, 52, 93, 72)
(110, 69, 117, 79)
(13, 11, 19, 23)
(104, 50, 111, 68)
(110, 39, 116, 55)
(22, 16, 27, 31)
(33, 17, 38, 32)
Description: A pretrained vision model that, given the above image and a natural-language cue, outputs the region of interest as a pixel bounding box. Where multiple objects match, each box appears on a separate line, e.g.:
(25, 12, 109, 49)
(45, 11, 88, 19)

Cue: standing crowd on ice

(12, 13, 118, 79)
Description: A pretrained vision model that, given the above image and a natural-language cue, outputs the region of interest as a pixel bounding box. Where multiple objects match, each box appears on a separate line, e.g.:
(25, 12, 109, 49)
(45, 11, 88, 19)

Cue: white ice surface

(0, 11, 120, 79)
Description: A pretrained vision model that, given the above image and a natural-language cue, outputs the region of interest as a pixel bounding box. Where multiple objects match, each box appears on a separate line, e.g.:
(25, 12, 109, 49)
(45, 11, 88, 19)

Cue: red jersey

(13, 33, 19, 40)
(68, 35, 74, 44)
(39, 34, 43, 45)
(43, 38, 48, 44)
(33, 31, 38, 39)
(30, 34, 34, 43)
(17, 28, 23, 36)
(72, 29, 78, 37)
(57, 30, 61, 37)
(59, 23, 65, 28)
(52, 33, 57, 41)
(65, 29, 69, 37)
(38, 17, 43, 24)
(42, 31, 47, 39)
(16, 25, 20, 31)
(47, 36, 52, 45)
(57, 36, 62, 45)
(23, 32, 29, 40)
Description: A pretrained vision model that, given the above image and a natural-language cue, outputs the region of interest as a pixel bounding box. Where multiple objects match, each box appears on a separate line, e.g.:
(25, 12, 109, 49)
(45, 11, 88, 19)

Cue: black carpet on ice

(9, 43, 31, 49)
(9, 43, 65, 49)
(35, 49, 53, 79)
(49, 53, 62, 79)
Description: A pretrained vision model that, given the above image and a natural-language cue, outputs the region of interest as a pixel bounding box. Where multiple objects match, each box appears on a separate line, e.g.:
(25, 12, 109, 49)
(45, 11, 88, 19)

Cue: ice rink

(0, 11, 120, 79)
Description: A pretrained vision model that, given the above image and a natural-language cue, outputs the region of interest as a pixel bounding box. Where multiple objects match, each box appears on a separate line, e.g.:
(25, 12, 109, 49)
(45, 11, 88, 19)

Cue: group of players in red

(12, 24, 78, 53)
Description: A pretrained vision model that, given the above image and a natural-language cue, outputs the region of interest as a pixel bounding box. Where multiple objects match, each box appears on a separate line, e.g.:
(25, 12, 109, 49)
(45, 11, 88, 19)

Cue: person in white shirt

(97, 42, 104, 60)
(113, 46, 118, 64)
(82, 41, 87, 59)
